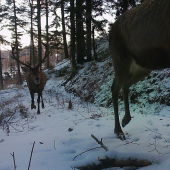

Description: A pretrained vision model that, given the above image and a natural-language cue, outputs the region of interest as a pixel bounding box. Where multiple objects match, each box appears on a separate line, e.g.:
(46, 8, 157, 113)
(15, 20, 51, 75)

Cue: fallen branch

(98, 156, 152, 168)
(28, 141, 35, 170)
(91, 134, 109, 151)
(77, 156, 152, 170)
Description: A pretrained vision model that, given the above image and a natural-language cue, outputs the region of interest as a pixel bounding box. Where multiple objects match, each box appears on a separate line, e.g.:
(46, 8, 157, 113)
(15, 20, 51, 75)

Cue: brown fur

(26, 68, 46, 114)
(11, 47, 48, 114)
(109, 0, 170, 140)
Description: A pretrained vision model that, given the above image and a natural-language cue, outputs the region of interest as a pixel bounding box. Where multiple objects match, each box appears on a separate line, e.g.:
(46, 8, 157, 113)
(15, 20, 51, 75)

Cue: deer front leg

(40, 91, 44, 108)
(30, 91, 36, 109)
(111, 81, 126, 140)
(122, 86, 132, 128)
(37, 92, 41, 114)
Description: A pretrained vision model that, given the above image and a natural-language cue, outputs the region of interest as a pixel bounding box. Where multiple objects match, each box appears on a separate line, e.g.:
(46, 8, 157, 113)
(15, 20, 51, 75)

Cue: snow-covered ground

(1, 59, 170, 170)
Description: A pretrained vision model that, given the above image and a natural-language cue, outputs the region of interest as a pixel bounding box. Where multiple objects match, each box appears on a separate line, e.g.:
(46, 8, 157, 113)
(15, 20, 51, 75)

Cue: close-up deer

(109, 0, 170, 140)
(11, 47, 48, 114)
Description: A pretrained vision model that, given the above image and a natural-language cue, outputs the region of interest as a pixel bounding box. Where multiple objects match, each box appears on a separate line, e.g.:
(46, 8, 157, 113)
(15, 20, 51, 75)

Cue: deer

(109, 0, 170, 140)
(11, 47, 49, 114)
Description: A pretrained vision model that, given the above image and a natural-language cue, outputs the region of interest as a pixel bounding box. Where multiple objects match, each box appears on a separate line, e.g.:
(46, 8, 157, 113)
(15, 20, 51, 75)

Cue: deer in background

(109, 0, 170, 140)
(11, 47, 49, 114)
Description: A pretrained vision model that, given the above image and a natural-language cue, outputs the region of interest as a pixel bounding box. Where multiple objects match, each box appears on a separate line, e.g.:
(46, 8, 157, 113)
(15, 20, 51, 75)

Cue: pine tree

(6, 0, 27, 85)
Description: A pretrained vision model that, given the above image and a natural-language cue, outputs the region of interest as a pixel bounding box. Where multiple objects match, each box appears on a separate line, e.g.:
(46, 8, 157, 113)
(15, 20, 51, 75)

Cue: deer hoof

(37, 111, 40, 114)
(31, 105, 36, 109)
(42, 103, 45, 109)
(122, 116, 132, 128)
(116, 132, 126, 140)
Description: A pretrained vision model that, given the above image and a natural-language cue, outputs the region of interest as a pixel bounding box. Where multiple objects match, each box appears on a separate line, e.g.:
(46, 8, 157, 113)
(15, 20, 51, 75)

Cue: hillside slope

(64, 39, 170, 117)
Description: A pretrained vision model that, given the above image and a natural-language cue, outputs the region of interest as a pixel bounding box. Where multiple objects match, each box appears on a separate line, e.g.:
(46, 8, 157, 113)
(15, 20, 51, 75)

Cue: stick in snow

(10, 152, 17, 170)
(91, 134, 109, 151)
(28, 141, 35, 170)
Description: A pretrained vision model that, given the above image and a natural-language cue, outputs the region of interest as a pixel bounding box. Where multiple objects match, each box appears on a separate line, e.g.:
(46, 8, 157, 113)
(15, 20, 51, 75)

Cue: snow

(1, 59, 170, 170)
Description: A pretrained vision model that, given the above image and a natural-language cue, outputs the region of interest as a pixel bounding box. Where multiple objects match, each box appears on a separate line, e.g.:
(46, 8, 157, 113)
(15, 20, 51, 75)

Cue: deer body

(109, 0, 170, 140)
(26, 69, 46, 114)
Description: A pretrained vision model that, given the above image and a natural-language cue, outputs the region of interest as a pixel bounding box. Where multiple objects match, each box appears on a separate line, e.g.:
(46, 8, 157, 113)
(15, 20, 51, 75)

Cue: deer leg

(121, 67, 151, 127)
(122, 85, 132, 127)
(111, 80, 126, 140)
(40, 91, 44, 108)
(30, 91, 36, 109)
(37, 93, 41, 114)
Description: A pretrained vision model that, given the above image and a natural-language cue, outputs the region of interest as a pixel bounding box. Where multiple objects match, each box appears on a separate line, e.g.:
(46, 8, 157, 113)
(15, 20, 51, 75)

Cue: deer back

(109, 0, 170, 70)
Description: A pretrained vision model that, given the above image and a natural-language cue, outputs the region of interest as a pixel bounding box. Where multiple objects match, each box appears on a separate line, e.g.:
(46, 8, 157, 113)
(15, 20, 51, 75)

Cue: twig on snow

(28, 141, 35, 170)
(54, 140, 56, 150)
(91, 134, 109, 151)
(148, 135, 163, 155)
(124, 140, 140, 145)
(73, 146, 101, 161)
(10, 152, 17, 170)
(145, 126, 167, 142)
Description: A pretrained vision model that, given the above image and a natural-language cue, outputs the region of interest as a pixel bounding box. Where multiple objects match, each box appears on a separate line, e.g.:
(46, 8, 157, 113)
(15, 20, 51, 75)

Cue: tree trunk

(86, 0, 92, 61)
(70, 0, 76, 73)
(46, 0, 50, 69)
(14, 0, 22, 85)
(61, 0, 69, 59)
(0, 45, 3, 90)
(37, 0, 42, 69)
(76, 0, 85, 63)
(29, 0, 35, 67)
(92, 25, 97, 61)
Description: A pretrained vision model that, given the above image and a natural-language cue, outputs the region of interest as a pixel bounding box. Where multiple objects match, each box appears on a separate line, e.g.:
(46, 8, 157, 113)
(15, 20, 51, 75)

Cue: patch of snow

(1, 56, 170, 169)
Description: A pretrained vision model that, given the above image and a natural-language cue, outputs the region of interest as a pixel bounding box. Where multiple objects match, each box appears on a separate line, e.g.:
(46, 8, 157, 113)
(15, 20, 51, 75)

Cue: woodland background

(0, 0, 144, 89)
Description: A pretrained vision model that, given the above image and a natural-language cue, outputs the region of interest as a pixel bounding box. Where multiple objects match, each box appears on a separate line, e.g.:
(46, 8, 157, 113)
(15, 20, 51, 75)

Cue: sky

(0, 0, 115, 51)
(0, 0, 54, 51)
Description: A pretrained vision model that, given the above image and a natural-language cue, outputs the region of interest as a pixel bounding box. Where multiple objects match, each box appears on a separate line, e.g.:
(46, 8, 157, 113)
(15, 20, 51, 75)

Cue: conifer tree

(6, 0, 27, 84)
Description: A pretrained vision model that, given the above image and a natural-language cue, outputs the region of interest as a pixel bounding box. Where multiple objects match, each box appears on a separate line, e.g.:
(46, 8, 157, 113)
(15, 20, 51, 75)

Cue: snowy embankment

(1, 58, 170, 170)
